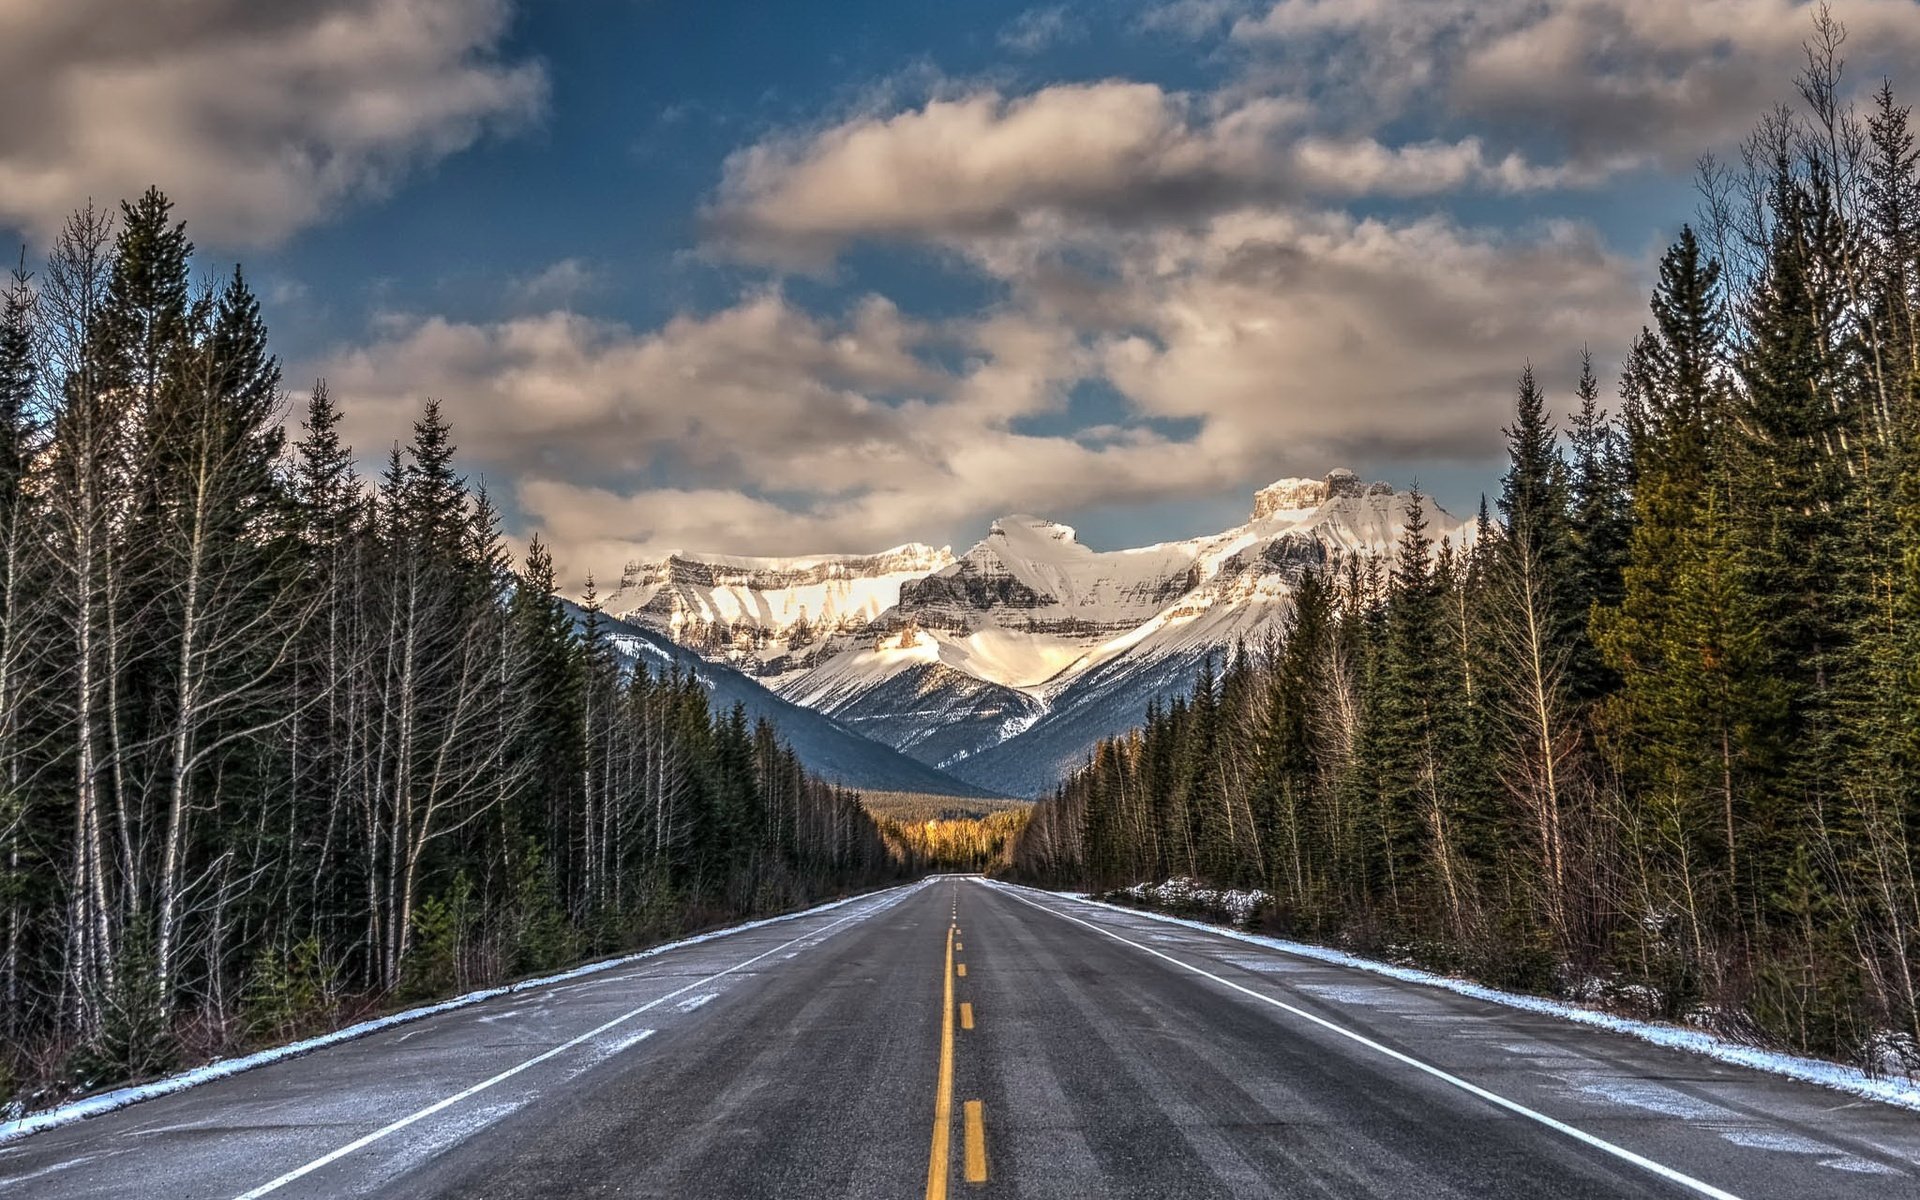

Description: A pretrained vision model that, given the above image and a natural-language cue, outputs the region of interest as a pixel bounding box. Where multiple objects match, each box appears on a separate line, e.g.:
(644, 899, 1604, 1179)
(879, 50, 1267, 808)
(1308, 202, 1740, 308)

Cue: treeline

(881, 809, 1029, 875)
(1012, 53, 1920, 1063)
(0, 190, 895, 1104)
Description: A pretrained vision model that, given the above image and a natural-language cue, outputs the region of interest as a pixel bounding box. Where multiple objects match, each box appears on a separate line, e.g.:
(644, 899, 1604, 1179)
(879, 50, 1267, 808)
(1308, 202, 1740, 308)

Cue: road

(4, 877, 1918, 1199)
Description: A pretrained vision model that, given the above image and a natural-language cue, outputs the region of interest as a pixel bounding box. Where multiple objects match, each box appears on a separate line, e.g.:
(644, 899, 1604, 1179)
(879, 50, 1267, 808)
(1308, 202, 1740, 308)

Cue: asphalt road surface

(4, 877, 1919, 1199)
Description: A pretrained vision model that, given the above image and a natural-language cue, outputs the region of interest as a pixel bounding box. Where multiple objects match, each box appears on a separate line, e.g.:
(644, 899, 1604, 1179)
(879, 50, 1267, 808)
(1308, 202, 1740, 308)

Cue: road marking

(963, 1100, 987, 1183)
(990, 884, 1747, 1200)
(956, 942, 963, 950)
(232, 893, 906, 1200)
(676, 993, 719, 1013)
(961, 1002, 974, 1030)
(957, 963, 967, 977)
(926, 923, 957, 1200)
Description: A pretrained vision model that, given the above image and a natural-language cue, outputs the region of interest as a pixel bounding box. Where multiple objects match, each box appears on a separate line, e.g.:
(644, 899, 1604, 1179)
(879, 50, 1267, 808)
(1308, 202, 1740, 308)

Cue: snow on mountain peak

(606, 542, 956, 648)
(1252, 476, 1328, 520)
(989, 514, 1079, 547)
(1252, 468, 1381, 521)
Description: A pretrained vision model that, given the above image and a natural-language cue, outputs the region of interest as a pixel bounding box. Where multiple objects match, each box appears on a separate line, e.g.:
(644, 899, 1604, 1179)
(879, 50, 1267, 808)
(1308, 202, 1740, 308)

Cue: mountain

(600, 470, 1469, 797)
(564, 602, 1002, 798)
(603, 544, 953, 652)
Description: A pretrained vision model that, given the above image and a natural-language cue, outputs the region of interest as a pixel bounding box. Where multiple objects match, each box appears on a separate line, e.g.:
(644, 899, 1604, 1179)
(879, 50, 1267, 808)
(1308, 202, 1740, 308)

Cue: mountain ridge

(595, 470, 1469, 796)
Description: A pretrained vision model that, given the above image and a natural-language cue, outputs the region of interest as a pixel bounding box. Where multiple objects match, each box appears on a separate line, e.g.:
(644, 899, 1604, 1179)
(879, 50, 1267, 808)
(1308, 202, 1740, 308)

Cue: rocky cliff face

(605, 543, 955, 644)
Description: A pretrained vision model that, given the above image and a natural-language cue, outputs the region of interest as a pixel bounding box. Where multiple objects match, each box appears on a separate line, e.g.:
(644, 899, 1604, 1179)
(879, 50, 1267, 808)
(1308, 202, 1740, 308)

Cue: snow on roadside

(0, 882, 923, 1147)
(1114, 877, 1268, 925)
(988, 880, 1920, 1114)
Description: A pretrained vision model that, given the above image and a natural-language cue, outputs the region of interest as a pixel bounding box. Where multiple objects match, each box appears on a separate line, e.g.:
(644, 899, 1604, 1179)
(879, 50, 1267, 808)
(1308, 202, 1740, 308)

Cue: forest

(0, 191, 897, 1110)
(1012, 51, 1920, 1067)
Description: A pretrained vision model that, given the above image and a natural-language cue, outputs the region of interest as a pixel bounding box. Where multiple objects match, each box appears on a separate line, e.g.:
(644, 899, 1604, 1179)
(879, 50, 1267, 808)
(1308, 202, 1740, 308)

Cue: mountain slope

(565, 603, 1002, 798)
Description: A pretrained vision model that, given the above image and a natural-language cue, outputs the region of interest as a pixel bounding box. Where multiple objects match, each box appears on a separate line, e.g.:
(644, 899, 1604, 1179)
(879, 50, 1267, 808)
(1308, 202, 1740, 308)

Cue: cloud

(999, 7, 1087, 55)
(318, 292, 941, 490)
(706, 82, 1574, 265)
(307, 282, 1245, 576)
(0, 0, 545, 245)
(1080, 209, 1645, 465)
(315, 0, 1804, 582)
(312, 195, 1642, 583)
(1138, 0, 1257, 39)
(507, 258, 603, 308)
(1232, 0, 1920, 169)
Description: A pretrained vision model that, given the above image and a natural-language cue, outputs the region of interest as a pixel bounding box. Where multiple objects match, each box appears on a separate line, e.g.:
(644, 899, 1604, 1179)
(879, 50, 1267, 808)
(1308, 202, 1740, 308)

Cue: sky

(5, 0, 1920, 584)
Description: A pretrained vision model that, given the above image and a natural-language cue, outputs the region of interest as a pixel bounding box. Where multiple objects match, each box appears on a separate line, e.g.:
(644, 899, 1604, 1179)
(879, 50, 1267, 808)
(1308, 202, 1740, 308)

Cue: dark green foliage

(66, 930, 179, 1089)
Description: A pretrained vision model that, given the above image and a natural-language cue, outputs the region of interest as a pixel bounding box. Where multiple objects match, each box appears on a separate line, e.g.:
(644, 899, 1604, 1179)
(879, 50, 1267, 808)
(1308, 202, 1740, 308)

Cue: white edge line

(991, 882, 1920, 1115)
(0, 882, 923, 1148)
(230, 886, 918, 1199)
(983, 880, 1744, 1200)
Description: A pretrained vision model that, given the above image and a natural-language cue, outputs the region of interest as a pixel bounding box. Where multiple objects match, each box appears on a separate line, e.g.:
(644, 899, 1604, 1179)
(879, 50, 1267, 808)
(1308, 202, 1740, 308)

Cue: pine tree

(1596, 228, 1767, 939)
(1378, 491, 1467, 927)
(507, 537, 584, 909)
(100, 187, 193, 413)
(1567, 349, 1629, 702)
(1729, 149, 1852, 910)
(1255, 568, 1332, 908)
(1497, 364, 1573, 591)
(142, 242, 300, 1004)
(287, 382, 366, 962)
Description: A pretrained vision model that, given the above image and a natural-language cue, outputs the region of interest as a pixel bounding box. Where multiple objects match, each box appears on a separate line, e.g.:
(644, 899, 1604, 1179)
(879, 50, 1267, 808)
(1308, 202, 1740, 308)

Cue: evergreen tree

(1567, 350, 1629, 701)
(1730, 149, 1852, 905)
(1497, 364, 1573, 590)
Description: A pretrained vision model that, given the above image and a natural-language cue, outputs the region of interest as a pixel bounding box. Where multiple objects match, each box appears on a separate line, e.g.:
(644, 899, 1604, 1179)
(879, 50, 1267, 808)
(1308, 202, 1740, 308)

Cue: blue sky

(6, 1, 1918, 581)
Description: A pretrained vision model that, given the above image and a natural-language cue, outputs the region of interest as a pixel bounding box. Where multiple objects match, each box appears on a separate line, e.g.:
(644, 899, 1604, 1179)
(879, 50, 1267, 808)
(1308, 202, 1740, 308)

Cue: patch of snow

(1714, 1127, 1831, 1153)
(1114, 877, 1269, 926)
(1565, 1073, 1727, 1118)
(1822, 1156, 1904, 1175)
(1294, 983, 1398, 1007)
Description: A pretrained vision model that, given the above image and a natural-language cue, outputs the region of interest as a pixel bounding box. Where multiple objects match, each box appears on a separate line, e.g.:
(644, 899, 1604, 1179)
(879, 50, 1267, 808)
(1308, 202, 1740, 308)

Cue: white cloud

(707, 81, 1575, 265)
(507, 258, 603, 308)
(1081, 209, 1644, 464)
(319, 293, 940, 488)
(0, 0, 545, 244)
(1233, 0, 1920, 169)
(312, 194, 1642, 583)
(999, 6, 1087, 55)
(1138, 0, 1257, 39)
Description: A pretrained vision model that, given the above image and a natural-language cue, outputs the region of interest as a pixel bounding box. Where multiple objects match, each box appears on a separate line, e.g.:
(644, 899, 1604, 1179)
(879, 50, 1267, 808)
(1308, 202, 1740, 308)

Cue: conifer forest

(1013, 60, 1920, 1066)
(0, 191, 895, 1105)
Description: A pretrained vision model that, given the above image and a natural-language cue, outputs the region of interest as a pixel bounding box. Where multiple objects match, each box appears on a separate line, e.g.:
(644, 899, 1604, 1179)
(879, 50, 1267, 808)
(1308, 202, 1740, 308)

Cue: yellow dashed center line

(957, 963, 967, 977)
(960, 1002, 974, 1031)
(963, 1100, 988, 1183)
(925, 923, 955, 1200)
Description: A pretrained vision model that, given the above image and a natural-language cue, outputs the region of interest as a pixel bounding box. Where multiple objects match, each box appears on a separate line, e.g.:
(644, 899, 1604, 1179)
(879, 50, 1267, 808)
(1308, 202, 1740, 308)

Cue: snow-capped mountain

(603, 470, 1468, 797)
